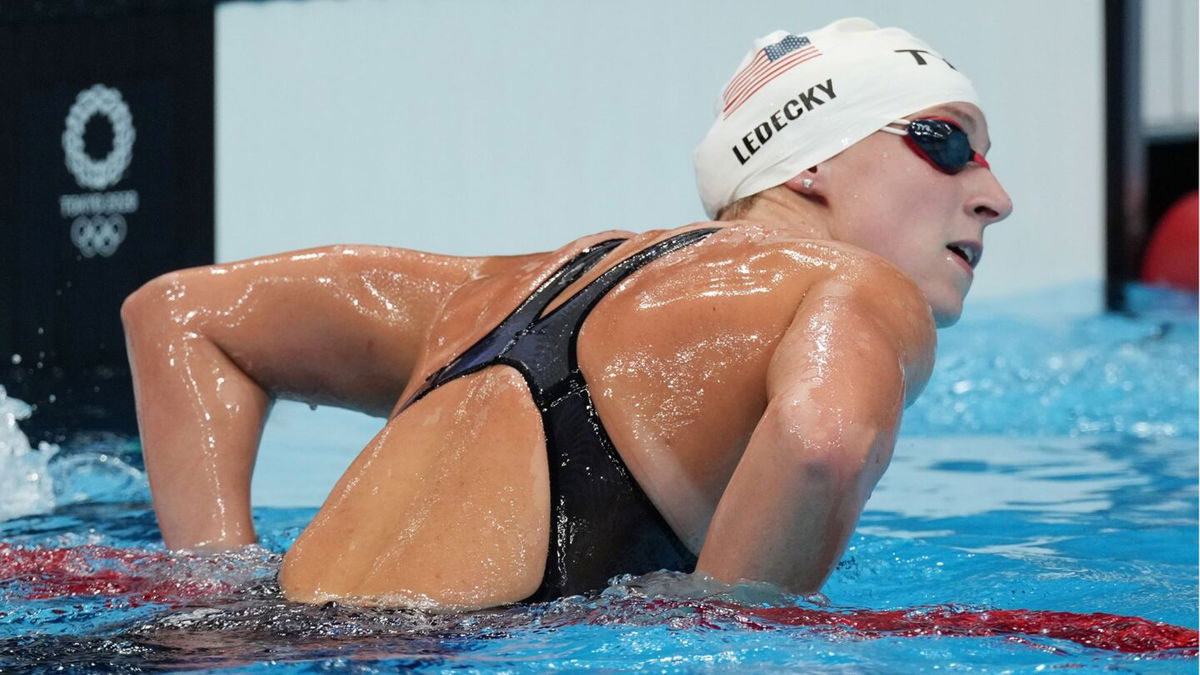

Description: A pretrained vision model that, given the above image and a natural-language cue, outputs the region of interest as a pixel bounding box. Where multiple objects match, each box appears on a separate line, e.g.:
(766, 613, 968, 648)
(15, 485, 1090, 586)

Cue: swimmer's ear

(783, 167, 823, 197)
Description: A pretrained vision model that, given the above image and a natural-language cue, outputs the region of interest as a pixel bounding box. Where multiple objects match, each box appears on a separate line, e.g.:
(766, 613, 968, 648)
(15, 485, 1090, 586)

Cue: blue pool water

(1, 283, 1196, 672)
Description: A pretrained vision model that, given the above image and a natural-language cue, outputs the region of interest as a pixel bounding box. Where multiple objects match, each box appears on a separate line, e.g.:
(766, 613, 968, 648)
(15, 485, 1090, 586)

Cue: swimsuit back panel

(398, 228, 719, 600)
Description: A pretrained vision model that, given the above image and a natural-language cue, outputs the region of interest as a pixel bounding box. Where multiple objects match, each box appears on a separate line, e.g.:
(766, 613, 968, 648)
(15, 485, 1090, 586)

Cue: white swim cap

(694, 18, 981, 218)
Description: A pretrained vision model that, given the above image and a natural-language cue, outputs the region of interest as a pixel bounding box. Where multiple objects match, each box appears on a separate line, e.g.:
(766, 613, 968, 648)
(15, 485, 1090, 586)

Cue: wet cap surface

(694, 17, 980, 218)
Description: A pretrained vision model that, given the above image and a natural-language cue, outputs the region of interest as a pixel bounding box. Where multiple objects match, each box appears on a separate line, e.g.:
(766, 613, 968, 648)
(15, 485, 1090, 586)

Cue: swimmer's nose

(966, 170, 1014, 226)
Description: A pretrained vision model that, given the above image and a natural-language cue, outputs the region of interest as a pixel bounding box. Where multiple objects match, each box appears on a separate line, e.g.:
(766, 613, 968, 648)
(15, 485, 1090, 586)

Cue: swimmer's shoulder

(666, 221, 927, 290)
(464, 229, 642, 279)
(440, 222, 925, 307)
(684, 221, 938, 400)
(448, 223, 930, 326)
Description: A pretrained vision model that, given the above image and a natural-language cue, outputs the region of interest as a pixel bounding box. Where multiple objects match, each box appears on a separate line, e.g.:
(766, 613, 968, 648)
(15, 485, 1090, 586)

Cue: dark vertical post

(0, 0, 215, 442)
(1105, 0, 1146, 312)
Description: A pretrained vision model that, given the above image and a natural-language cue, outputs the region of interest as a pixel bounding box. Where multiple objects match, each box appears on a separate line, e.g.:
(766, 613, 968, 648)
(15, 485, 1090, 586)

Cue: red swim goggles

(880, 116, 990, 174)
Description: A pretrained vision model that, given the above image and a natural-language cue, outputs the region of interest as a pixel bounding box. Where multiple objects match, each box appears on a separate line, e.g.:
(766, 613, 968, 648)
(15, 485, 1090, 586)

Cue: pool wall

(215, 0, 1112, 302)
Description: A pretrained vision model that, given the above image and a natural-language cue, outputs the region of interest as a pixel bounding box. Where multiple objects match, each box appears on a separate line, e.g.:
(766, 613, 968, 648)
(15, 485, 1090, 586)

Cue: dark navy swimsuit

(394, 228, 719, 601)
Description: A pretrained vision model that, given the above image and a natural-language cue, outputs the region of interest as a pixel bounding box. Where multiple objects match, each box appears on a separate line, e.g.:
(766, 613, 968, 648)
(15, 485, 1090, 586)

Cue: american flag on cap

(722, 34, 822, 119)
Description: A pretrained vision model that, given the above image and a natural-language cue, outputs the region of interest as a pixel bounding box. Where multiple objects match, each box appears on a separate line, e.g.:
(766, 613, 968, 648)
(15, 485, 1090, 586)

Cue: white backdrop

(215, 0, 1107, 305)
(1143, 0, 1199, 135)
(213, 0, 1200, 508)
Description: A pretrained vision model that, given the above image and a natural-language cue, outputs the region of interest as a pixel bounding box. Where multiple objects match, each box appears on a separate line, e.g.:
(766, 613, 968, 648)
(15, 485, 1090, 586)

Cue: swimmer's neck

(717, 185, 833, 240)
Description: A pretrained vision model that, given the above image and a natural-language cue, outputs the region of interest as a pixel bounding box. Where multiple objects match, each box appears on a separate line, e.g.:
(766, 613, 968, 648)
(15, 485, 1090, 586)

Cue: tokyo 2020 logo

(62, 84, 136, 191)
(61, 84, 137, 257)
(70, 214, 127, 258)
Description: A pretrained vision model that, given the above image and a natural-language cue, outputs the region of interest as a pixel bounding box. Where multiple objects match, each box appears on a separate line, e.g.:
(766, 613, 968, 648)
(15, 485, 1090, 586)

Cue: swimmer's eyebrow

(937, 104, 977, 133)
(938, 104, 991, 155)
(976, 132, 991, 156)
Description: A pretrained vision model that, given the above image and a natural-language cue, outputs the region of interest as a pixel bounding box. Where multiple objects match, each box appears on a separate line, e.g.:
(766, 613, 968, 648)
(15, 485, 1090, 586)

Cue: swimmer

(121, 18, 1011, 609)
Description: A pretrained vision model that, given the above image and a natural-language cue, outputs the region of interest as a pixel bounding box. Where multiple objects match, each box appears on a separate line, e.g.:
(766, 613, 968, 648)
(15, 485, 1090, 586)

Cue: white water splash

(0, 385, 60, 521)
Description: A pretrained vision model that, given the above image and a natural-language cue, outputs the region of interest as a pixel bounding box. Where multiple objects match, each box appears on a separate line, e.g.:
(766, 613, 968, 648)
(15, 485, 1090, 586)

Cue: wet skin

(122, 104, 1011, 610)
(803, 103, 1012, 326)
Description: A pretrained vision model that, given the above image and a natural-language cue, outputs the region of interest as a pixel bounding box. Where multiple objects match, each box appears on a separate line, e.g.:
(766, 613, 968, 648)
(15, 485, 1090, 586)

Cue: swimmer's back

(279, 222, 931, 608)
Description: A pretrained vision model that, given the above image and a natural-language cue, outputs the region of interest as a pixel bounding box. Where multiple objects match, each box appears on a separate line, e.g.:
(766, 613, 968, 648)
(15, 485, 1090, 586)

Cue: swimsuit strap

(393, 228, 720, 600)
(506, 227, 720, 407)
(396, 237, 627, 411)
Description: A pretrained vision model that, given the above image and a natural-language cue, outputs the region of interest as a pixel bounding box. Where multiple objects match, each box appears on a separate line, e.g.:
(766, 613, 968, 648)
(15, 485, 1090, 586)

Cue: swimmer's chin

(934, 312, 962, 329)
(931, 297, 966, 328)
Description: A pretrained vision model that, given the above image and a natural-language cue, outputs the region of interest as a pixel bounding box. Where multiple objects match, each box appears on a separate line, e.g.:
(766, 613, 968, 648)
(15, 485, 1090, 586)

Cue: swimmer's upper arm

(124, 245, 487, 415)
(695, 258, 935, 593)
(121, 244, 486, 550)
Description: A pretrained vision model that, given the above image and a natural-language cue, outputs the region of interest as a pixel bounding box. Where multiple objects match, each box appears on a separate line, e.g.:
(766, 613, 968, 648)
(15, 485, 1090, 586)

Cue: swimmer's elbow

(763, 396, 895, 494)
(121, 271, 184, 328)
(278, 546, 331, 605)
(278, 558, 320, 604)
(762, 403, 846, 476)
(119, 278, 153, 327)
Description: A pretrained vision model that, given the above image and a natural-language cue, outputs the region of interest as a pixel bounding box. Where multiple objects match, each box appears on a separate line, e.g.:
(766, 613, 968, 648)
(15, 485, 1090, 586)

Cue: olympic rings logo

(71, 214, 127, 258)
(62, 84, 136, 190)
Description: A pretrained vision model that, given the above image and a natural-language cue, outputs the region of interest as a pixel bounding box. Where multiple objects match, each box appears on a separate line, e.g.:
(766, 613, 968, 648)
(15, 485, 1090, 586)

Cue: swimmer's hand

(694, 262, 934, 594)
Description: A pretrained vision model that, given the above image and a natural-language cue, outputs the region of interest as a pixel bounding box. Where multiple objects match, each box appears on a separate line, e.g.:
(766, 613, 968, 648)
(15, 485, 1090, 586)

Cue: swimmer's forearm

(695, 401, 895, 593)
(123, 277, 268, 550)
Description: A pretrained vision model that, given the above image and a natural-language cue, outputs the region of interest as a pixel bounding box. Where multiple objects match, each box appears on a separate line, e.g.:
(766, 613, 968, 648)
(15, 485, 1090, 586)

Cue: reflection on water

(868, 436, 1195, 519)
(904, 285, 1198, 439)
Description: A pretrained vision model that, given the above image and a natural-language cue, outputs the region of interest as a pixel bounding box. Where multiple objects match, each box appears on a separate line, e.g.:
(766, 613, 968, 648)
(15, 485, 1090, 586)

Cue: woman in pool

(122, 18, 1011, 609)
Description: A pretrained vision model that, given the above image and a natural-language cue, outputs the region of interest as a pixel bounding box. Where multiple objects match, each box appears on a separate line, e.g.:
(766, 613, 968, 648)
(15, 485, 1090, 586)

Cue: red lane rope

(686, 601, 1200, 655)
(0, 543, 228, 605)
(3, 544, 1196, 655)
